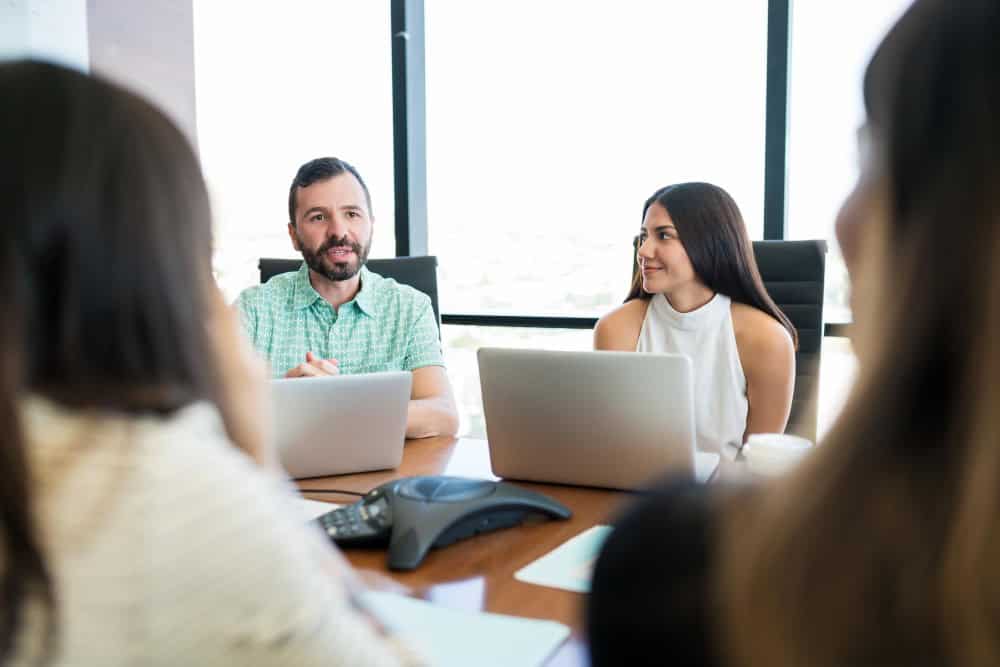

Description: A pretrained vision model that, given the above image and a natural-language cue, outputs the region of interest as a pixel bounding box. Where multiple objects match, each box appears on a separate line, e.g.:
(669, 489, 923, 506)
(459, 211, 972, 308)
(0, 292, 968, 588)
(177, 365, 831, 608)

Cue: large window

(786, 0, 912, 322)
(425, 1, 769, 319)
(194, 1, 396, 300)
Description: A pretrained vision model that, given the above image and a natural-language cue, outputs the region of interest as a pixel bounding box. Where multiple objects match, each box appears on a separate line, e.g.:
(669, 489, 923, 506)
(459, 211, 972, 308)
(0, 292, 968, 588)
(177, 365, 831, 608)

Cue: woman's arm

(593, 300, 649, 351)
(732, 304, 796, 439)
(208, 287, 279, 471)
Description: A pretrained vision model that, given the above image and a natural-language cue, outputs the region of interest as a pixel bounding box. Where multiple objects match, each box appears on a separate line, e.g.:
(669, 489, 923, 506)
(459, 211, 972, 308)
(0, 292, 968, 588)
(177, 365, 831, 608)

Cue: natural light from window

(425, 0, 768, 319)
(194, 1, 396, 301)
(787, 0, 913, 323)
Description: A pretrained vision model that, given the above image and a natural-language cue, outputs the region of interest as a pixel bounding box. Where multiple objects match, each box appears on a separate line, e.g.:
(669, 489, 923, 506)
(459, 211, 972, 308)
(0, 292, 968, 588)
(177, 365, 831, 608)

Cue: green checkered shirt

(236, 262, 444, 378)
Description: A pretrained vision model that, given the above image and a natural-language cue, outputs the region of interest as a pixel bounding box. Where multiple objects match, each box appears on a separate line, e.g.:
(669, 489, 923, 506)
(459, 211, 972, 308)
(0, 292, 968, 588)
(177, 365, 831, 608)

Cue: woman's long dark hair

(0, 247, 54, 661)
(6, 61, 218, 410)
(0, 60, 224, 659)
(626, 182, 797, 347)
(721, 1, 1000, 664)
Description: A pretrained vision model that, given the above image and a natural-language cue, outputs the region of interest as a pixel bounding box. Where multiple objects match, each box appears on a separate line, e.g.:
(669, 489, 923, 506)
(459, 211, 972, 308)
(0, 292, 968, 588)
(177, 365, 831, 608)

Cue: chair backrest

(258, 256, 441, 330)
(630, 238, 827, 441)
(752, 240, 826, 441)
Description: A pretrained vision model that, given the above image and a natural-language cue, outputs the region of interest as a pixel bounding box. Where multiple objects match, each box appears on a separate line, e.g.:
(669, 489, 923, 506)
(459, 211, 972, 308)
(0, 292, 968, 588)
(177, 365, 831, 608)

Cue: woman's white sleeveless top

(636, 292, 748, 453)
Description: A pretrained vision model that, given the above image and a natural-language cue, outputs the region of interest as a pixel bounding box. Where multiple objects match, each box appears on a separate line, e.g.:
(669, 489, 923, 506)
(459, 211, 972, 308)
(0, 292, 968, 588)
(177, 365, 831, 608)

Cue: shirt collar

(353, 266, 378, 317)
(291, 262, 378, 317)
(292, 262, 321, 310)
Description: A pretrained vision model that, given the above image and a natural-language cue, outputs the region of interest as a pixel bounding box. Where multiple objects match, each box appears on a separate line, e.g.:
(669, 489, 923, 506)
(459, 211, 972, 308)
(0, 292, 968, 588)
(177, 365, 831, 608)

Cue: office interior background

(1, 0, 911, 440)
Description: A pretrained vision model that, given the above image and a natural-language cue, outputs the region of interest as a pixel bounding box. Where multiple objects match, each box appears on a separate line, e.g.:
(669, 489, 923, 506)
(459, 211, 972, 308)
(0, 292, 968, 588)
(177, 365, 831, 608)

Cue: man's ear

(287, 223, 301, 251)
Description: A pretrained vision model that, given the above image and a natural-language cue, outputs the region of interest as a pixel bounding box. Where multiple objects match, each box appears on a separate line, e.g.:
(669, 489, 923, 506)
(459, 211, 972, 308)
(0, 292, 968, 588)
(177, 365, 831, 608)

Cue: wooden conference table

(297, 435, 633, 667)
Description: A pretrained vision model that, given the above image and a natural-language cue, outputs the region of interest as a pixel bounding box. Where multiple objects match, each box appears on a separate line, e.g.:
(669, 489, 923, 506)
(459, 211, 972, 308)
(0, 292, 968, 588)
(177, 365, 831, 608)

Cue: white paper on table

(360, 591, 570, 667)
(514, 525, 614, 593)
(300, 498, 339, 521)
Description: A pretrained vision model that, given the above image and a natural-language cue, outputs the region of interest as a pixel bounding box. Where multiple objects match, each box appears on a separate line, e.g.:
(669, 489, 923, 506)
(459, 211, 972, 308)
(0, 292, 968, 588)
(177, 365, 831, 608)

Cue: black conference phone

(313, 476, 572, 570)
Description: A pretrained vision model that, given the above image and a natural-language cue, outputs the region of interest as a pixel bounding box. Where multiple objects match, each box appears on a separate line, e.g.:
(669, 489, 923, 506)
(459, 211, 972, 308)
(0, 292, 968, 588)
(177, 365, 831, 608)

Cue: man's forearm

(405, 396, 459, 439)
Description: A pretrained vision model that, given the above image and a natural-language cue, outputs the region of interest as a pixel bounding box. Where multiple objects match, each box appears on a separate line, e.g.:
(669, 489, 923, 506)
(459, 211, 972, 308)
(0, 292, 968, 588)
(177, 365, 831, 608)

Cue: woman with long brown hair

(0, 61, 412, 665)
(587, 0, 1000, 665)
(595, 182, 797, 452)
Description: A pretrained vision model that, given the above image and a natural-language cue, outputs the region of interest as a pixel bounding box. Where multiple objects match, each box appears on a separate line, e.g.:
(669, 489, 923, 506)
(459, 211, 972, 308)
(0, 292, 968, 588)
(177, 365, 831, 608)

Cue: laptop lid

(270, 371, 411, 479)
(477, 348, 717, 490)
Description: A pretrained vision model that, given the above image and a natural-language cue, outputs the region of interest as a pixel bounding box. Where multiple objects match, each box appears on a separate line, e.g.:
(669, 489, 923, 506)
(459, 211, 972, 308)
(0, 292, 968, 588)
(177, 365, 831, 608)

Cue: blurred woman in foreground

(0, 60, 412, 665)
(588, 0, 1000, 664)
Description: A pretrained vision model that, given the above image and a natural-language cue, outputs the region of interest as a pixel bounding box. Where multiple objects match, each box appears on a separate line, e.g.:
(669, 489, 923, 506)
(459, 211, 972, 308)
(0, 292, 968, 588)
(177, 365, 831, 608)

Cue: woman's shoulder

(602, 475, 719, 561)
(591, 475, 719, 611)
(729, 301, 794, 358)
(588, 476, 736, 667)
(129, 407, 390, 663)
(138, 403, 299, 524)
(26, 401, 379, 663)
(594, 298, 650, 350)
(67, 402, 305, 560)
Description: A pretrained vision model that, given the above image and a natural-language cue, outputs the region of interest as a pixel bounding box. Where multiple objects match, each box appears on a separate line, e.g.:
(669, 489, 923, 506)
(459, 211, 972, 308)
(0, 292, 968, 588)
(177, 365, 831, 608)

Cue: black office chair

(258, 256, 441, 330)
(630, 239, 827, 441)
(752, 240, 827, 441)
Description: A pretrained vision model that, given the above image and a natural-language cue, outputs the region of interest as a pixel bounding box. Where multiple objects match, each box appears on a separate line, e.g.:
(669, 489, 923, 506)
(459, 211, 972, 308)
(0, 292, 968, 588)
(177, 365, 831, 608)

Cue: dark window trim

(391, 0, 428, 256)
(441, 314, 598, 330)
(824, 322, 852, 338)
(442, 314, 849, 338)
(763, 0, 791, 241)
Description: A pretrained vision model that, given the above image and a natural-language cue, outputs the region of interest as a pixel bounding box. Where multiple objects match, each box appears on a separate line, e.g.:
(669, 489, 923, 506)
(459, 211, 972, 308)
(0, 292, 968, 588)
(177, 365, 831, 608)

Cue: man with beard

(236, 157, 458, 439)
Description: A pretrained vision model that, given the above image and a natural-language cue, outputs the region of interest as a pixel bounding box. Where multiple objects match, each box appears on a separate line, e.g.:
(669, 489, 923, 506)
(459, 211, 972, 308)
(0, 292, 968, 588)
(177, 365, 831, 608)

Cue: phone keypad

(316, 496, 391, 543)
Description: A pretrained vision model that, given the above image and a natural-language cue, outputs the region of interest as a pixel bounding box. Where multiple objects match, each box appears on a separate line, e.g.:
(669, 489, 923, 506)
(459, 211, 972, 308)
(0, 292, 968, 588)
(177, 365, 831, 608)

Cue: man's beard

(299, 233, 372, 282)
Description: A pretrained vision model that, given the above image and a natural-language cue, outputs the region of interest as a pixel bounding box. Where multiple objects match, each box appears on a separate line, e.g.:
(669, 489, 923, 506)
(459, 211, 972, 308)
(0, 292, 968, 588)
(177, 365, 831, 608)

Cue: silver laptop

(269, 372, 411, 479)
(478, 348, 719, 490)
